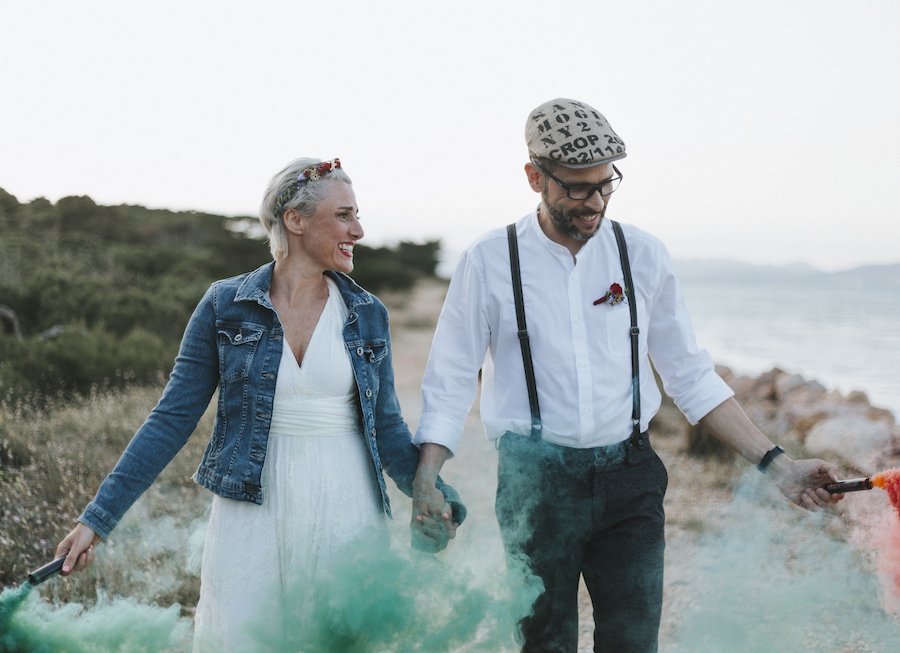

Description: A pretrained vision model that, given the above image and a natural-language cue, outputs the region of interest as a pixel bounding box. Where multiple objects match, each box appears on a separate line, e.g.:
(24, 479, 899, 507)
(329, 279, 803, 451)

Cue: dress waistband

(270, 393, 361, 438)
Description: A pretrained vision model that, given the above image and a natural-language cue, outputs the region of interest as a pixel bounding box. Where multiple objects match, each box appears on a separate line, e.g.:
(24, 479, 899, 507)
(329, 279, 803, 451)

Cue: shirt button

(583, 408, 590, 413)
(574, 318, 580, 324)
(365, 389, 373, 398)
(580, 362, 586, 368)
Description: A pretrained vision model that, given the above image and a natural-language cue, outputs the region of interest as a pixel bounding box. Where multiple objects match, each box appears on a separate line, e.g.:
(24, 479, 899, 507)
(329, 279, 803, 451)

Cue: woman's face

(293, 181, 363, 274)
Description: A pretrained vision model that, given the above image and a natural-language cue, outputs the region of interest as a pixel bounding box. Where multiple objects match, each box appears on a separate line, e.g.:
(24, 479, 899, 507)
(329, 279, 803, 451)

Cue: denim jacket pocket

(217, 322, 266, 383)
(351, 339, 388, 365)
(361, 340, 387, 365)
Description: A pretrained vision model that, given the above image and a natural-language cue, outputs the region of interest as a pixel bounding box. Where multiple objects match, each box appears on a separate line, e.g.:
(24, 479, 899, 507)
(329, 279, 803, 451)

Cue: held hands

(55, 522, 101, 575)
(410, 483, 458, 553)
(768, 456, 844, 511)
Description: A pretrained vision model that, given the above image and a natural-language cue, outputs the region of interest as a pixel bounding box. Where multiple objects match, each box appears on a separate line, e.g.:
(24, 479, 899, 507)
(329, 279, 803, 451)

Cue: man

(411, 98, 844, 652)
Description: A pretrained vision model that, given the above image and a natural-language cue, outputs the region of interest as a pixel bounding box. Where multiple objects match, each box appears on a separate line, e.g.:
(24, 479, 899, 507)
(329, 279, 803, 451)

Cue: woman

(56, 157, 463, 650)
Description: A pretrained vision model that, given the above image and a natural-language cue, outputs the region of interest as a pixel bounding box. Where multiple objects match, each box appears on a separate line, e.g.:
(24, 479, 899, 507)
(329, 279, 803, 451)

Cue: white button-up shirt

(413, 210, 733, 454)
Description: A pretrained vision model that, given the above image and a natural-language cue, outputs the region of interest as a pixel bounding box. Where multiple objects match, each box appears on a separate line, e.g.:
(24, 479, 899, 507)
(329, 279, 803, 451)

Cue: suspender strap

(507, 223, 543, 440)
(506, 220, 642, 445)
(611, 220, 643, 442)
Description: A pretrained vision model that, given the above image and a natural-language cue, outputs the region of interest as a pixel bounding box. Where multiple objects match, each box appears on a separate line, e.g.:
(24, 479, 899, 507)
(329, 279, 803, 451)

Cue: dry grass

(1, 385, 212, 613)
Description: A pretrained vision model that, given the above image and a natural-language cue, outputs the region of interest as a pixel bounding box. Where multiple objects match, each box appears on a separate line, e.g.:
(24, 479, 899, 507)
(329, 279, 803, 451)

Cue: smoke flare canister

(27, 556, 66, 585)
(824, 478, 874, 494)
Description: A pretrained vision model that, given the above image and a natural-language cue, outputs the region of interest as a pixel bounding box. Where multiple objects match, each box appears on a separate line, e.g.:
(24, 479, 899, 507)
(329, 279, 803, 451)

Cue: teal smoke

(667, 471, 900, 652)
(1, 537, 539, 653)
(0, 584, 190, 652)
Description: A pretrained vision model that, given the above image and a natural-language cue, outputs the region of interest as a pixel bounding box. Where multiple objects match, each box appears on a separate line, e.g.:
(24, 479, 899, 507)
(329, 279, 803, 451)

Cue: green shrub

(0, 326, 176, 405)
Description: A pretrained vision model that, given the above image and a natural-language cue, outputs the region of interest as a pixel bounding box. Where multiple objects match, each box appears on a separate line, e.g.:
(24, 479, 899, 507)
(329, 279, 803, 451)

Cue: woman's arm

(56, 285, 221, 571)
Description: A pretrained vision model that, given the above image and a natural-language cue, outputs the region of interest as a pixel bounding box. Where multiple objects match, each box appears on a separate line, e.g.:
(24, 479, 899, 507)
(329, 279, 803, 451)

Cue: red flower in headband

(301, 158, 342, 182)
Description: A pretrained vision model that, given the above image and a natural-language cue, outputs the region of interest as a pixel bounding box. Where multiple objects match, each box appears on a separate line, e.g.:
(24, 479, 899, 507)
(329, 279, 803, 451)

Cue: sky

(2, 0, 899, 272)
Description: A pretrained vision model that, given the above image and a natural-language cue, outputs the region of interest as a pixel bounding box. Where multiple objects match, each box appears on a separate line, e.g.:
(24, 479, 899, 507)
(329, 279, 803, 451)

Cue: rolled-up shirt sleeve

(646, 244, 733, 425)
(413, 249, 491, 456)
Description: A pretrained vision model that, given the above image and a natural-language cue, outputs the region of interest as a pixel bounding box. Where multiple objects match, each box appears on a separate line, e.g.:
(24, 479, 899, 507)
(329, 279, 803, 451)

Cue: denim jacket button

(357, 347, 364, 356)
(365, 389, 373, 398)
(234, 334, 242, 342)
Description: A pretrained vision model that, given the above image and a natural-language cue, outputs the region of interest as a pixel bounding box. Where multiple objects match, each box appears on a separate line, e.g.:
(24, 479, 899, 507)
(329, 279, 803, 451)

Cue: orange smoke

(873, 468, 900, 518)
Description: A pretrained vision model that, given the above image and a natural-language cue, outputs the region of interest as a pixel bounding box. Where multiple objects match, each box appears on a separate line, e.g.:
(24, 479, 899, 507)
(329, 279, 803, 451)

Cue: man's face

(536, 162, 616, 243)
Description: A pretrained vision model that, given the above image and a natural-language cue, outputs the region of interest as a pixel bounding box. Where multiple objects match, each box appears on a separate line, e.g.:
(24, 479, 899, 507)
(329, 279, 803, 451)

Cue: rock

(774, 373, 806, 399)
(685, 422, 738, 462)
(714, 365, 735, 384)
(866, 407, 896, 425)
(727, 374, 757, 398)
(805, 415, 896, 475)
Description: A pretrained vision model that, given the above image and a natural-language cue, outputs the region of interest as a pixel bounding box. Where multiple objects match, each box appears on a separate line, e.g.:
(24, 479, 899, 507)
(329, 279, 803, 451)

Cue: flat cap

(525, 98, 626, 168)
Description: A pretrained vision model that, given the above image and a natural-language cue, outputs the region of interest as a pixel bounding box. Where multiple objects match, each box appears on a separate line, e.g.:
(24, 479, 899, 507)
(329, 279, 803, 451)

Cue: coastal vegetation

(0, 188, 439, 406)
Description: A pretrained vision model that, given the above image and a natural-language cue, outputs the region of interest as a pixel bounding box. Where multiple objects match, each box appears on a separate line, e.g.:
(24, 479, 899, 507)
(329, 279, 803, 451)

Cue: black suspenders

(507, 224, 543, 440)
(506, 220, 643, 446)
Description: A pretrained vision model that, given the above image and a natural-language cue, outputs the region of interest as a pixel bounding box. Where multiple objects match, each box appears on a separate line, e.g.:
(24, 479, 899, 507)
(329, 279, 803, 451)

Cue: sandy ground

(382, 279, 737, 652)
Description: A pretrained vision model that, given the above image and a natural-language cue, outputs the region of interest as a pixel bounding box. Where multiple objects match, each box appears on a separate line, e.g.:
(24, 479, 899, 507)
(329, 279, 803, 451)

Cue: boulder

(805, 414, 896, 475)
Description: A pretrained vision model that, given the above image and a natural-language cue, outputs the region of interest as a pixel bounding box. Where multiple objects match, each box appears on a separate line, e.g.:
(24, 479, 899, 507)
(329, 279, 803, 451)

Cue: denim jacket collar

(233, 261, 374, 313)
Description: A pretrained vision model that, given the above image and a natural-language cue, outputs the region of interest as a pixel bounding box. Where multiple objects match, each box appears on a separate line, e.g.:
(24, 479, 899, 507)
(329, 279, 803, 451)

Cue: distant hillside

(673, 259, 900, 286)
(0, 187, 440, 404)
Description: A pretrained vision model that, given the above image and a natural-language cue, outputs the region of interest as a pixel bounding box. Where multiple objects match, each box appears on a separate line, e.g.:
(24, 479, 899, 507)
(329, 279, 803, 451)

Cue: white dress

(193, 278, 388, 652)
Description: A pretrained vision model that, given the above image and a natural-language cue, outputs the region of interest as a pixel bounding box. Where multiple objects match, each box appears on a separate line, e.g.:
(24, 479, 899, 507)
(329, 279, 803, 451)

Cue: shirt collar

(526, 205, 610, 263)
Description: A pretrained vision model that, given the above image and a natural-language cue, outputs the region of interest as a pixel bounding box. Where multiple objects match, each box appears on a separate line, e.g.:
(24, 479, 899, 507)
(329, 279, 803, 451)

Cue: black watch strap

(757, 445, 785, 473)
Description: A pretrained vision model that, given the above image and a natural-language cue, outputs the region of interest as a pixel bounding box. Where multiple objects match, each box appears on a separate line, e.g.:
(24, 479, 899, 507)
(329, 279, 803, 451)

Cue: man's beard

(544, 198, 605, 242)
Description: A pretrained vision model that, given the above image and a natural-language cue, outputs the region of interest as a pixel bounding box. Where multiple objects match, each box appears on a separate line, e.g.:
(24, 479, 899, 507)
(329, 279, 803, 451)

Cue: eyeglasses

(532, 160, 623, 200)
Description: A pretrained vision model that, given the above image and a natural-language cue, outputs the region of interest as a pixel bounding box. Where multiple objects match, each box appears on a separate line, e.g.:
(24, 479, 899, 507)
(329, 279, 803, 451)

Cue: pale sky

(2, 0, 898, 272)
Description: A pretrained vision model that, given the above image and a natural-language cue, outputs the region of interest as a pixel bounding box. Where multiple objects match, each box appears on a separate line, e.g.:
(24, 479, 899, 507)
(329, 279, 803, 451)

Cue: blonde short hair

(258, 158, 352, 260)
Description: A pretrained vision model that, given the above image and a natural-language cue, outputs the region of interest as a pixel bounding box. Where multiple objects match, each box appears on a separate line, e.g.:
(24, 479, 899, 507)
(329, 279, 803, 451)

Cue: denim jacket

(79, 262, 464, 539)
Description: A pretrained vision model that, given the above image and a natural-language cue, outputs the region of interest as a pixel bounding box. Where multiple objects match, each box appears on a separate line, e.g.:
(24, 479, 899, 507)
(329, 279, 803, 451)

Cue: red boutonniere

(594, 283, 626, 306)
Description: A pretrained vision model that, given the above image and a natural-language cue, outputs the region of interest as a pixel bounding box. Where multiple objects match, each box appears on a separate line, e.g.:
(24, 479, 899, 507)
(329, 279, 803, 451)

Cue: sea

(678, 269, 900, 418)
(438, 251, 900, 418)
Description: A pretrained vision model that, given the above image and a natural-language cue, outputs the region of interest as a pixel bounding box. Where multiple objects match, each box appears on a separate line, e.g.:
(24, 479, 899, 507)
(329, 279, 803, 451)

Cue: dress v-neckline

(283, 284, 333, 371)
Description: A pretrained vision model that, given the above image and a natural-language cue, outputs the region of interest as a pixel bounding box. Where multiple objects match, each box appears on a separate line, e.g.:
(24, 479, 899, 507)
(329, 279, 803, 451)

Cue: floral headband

(274, 158, 342, 213)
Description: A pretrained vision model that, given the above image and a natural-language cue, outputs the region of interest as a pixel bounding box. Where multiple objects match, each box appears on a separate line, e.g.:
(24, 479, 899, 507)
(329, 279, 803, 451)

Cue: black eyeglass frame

(532, 160, 624, 200)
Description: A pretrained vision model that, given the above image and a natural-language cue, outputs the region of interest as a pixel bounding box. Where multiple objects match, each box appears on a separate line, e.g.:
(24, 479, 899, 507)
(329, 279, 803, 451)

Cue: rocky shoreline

(709, 365, 900, 477)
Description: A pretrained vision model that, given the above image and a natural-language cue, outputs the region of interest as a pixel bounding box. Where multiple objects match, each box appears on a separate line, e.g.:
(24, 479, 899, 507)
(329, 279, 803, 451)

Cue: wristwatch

(757, 445, 785, 473)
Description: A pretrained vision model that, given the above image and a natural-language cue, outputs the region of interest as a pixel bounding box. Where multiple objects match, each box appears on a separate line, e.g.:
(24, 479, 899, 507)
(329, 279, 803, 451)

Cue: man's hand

(699, 398, 845, 511)
(769, 456, 844, 511)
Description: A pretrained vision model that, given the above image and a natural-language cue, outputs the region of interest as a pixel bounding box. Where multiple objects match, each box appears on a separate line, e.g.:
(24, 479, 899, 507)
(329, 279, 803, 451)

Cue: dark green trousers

(495, 432, 668, 653)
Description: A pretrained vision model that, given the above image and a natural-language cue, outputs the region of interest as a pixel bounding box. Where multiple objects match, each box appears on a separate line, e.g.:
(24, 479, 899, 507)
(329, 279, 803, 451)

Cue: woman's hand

(410, 483, 457, 553)
(55, 522, 101, 575)
(410, 443, 457, 552)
